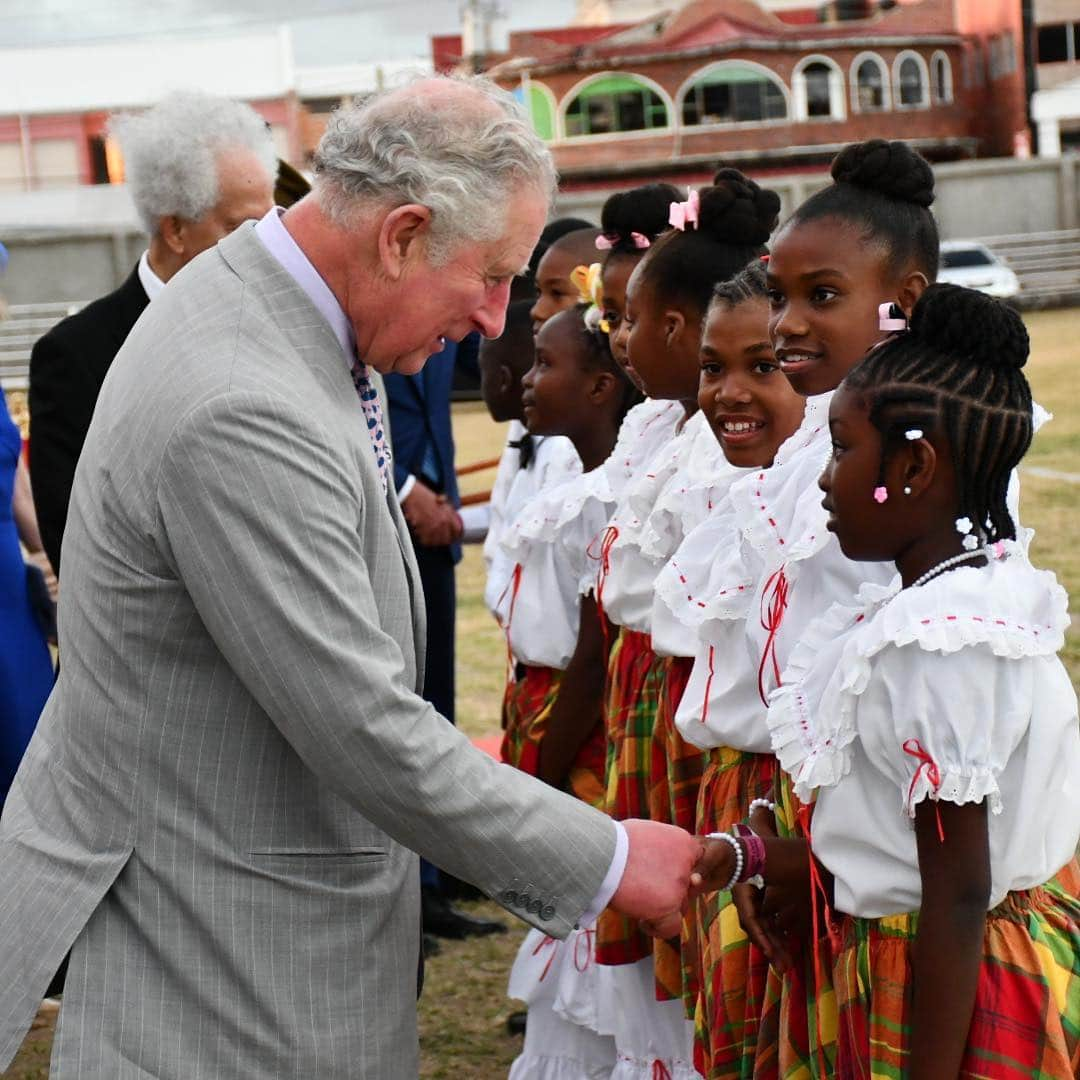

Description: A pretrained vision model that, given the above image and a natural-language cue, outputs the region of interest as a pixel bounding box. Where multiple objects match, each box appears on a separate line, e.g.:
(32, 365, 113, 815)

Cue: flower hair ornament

(570, 262, 609, 333)
(668, 189, 700, 232)
(955, 516, 981, 551)
(595, 232, 650, 251)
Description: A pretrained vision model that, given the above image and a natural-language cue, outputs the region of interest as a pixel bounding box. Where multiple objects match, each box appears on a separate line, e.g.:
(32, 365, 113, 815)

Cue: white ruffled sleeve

(859, 645, 1030, 818)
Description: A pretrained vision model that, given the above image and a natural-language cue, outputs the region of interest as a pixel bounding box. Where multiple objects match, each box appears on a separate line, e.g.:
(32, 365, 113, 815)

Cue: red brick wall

(521, 41, 990, 175)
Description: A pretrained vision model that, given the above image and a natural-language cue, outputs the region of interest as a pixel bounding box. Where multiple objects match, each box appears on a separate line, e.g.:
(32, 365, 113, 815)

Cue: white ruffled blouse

(767, 549, 1080, 917)
(670, 395, 847, 751)
(483, 428, 581, 620)
(601, 408, 726, 635)
(497, 466, 617, 671)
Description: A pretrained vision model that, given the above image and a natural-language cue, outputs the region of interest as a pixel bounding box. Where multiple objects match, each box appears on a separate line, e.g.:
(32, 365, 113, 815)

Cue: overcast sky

(0, 0, 578, 63)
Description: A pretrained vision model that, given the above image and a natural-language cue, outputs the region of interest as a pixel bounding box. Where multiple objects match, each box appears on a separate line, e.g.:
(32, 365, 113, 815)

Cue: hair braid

(845, 284, 1033, 544)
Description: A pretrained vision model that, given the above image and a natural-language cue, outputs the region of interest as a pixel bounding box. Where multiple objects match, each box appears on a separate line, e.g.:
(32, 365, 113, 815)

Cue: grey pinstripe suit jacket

(0, 224, 616, 1078)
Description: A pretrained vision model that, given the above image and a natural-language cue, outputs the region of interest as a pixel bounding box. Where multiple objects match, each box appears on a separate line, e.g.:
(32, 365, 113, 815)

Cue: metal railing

(0, 301, 86, 391)
(970, 229, 1080, 307)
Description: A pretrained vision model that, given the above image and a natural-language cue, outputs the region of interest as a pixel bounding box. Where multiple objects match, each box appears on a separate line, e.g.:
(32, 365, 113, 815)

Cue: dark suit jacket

(29, 264, 149, 572)
(382, 334, 479, 565)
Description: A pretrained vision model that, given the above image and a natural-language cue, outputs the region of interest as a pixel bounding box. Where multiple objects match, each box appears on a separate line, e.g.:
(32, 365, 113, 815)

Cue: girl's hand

(733, 883, 795, 972)
(689, 835, 737, 894)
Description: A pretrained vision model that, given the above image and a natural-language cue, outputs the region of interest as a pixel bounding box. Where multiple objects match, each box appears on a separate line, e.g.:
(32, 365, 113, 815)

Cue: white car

(938, 241, 1021, 300)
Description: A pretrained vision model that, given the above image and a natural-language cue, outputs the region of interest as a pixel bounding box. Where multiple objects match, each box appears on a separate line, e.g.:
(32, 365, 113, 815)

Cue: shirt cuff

(579, 819, 628, 926)
(397, 474, 416, 504)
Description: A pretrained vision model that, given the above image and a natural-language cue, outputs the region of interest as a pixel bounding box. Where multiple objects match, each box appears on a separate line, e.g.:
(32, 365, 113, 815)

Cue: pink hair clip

(595, 231, 651, 251)
(879, 302, 907, 332)
(669, 189, 700, 232)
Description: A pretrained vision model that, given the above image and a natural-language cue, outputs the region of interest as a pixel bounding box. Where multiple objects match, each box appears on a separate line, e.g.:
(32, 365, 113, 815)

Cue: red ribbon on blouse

(903, 738, 946, 843)
(757, 566, 789, 706)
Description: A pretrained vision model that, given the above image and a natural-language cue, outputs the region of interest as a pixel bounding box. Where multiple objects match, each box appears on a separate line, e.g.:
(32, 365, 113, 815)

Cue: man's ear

(378, 204, 432, 280)
(663, 308, 686, 348)
(896, 269, 930, 318)
(159, 215, 186, 257)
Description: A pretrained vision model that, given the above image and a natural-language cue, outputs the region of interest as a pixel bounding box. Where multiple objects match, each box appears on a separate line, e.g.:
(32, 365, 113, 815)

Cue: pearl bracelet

(748, 798, 776, 816)
(707, 831, 743, 892)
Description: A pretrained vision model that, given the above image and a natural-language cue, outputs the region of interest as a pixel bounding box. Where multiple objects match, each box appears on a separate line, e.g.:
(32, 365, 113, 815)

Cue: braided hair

(845, 283, 1033, 544)
(571, 303, 643, 422)
(709, 258, 769, 313)
(790, 139, 939, 279)
(637, 168, 781, 318)
(598, 183, 682, 258)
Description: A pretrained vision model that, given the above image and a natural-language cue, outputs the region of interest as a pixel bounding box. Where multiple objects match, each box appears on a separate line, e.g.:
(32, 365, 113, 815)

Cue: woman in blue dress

(0, 387, 54, 805)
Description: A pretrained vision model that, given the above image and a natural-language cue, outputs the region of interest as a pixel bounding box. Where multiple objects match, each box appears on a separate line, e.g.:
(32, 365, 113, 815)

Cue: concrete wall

(558, 154, 1080, 240)
(2, 155, 1080, 306)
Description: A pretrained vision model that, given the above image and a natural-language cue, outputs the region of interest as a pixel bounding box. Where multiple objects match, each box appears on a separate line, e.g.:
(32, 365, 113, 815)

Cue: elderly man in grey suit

(0, 76, 704, 1078)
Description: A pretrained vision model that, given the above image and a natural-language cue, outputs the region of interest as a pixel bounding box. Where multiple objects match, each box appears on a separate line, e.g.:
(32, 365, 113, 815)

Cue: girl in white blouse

(697, 283, 1080, 1079)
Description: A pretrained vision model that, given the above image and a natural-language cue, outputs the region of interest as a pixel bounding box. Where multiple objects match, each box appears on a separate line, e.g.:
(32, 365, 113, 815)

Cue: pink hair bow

(595, 231, 651, 251)
(668, 190, 699, 231)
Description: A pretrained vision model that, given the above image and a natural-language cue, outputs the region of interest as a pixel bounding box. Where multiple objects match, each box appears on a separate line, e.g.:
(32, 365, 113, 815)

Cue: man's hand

(610, 819, 703, 939)
(402, 481, 463, 547)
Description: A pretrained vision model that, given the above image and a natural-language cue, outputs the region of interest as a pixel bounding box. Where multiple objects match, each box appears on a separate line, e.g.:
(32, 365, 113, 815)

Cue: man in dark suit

(383, 333, 505, 941)
(29, 91, 276, 573)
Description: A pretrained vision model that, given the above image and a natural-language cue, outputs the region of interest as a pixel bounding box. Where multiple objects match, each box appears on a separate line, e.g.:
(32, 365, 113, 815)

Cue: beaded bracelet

(748, 798, 776, 816)
(706, 831, 743, 892)
(732, 822, 766, 887)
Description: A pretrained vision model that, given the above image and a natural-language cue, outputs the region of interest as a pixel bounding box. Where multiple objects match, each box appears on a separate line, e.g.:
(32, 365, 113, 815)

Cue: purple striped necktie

(350, 358, 390, 493)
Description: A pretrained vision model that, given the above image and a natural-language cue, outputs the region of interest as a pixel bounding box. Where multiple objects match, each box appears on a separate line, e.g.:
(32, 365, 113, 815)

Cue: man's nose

(477, 283, 510, 339)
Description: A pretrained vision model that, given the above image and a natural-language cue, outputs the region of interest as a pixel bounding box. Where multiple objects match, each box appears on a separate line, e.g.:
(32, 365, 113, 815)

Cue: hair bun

(601, 183, 683, 250)
(831, 139, 935, 208)
(697, 169, 780, 247)
(910, 283, 1029, 370)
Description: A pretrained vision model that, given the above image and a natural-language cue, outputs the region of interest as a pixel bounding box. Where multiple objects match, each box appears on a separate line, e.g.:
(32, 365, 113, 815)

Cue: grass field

(3, 308, 1077, 1078)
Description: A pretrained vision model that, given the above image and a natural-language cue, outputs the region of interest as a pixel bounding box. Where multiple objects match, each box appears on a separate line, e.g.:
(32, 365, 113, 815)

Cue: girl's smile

(699, 297, 805, 469)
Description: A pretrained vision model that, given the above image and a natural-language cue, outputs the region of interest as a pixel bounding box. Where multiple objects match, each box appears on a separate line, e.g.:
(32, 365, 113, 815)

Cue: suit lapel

(218, 225, 427, 690)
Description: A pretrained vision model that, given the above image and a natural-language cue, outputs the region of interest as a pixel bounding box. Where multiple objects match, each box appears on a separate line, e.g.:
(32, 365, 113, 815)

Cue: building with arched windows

(434, 0, 1027, 193)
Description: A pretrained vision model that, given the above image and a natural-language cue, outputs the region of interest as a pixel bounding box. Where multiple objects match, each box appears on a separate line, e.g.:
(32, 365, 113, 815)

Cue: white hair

(312, 74, 557, 265)
(110, 91, 278, 235)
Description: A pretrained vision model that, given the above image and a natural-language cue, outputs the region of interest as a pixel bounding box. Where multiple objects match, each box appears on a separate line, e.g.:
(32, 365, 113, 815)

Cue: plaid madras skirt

(833, 859, 1080, 1079)
(649, 654, 707, 1004)
(501, 665, 606, 808)
(596, 627, 667, 967)
(753, 771, 837, 1080)
(692, 748, 777, 1080)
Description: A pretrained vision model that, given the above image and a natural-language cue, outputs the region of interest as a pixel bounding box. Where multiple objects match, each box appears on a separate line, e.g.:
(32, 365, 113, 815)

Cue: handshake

(607, 819, 745, 940)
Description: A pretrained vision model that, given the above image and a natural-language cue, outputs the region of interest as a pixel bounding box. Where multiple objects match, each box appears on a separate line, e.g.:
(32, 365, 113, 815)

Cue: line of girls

(478, 137, 1080, 1080)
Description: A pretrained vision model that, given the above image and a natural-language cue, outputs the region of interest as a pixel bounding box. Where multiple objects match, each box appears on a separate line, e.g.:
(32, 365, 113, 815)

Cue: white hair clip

(879, 302, 907, 333)
(905, 428, 923, 441)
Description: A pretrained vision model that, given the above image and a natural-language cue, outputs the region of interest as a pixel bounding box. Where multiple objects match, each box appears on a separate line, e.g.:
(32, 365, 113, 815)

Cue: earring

(873, 486, 888, 504)
(903, 485, 912, 495)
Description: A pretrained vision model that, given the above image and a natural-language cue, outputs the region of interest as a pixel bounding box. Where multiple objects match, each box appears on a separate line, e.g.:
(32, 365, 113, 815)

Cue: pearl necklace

(910, 548, 987, 589)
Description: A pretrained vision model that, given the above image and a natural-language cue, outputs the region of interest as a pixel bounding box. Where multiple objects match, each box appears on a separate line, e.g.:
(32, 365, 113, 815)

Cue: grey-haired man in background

(28, 90, 276, 575)
(0, 76, 703, 1078)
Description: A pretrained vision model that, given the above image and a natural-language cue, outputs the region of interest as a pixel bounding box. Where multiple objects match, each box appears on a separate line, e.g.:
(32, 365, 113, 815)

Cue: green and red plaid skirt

(833, 859, 1080, 1079)
(753, 771, 837, 1080)
(596, 627, 667, 967)
(692, 748, 777, 1079)
(649, 654, 707, 1004)
(500, 664, 606, 808)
